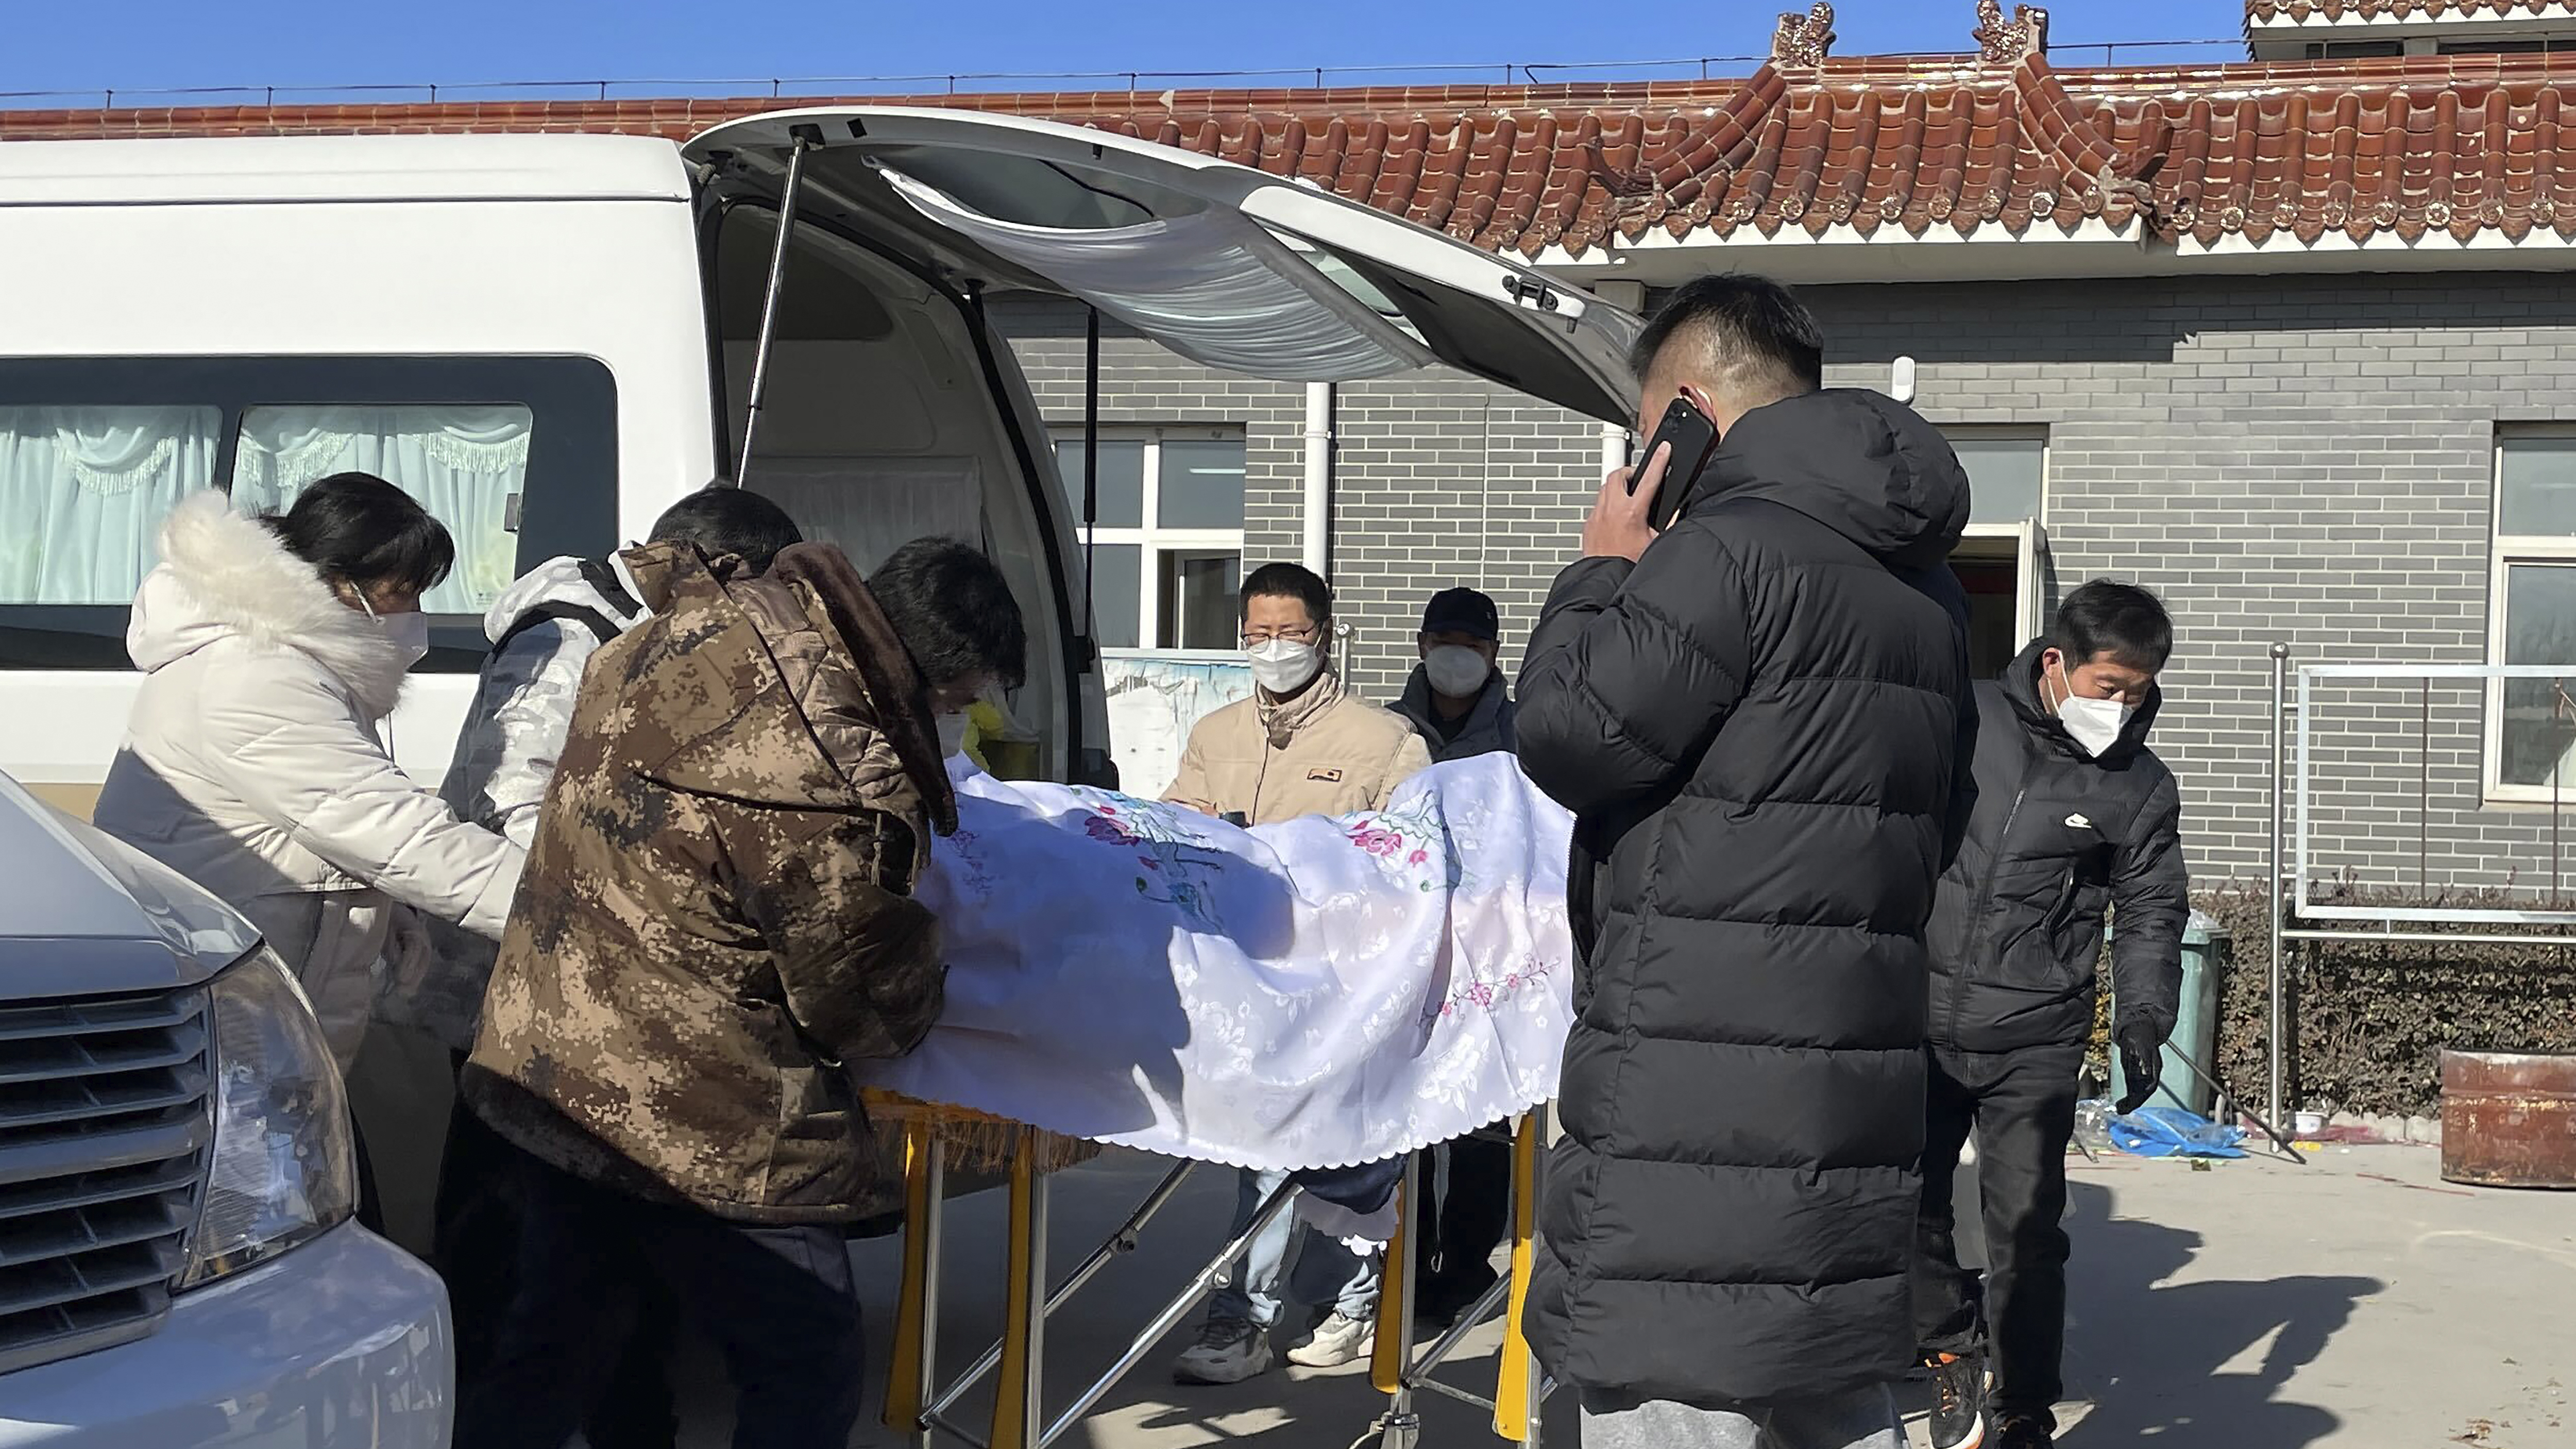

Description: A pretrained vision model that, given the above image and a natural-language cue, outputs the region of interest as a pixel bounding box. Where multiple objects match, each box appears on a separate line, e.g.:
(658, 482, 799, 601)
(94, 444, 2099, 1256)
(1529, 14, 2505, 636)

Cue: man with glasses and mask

(1164, 560, 1431, 1384)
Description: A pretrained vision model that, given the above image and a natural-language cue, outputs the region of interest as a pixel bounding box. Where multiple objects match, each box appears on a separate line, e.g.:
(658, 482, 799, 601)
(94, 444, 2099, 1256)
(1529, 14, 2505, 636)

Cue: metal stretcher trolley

(871, 1091, 1556, 1449)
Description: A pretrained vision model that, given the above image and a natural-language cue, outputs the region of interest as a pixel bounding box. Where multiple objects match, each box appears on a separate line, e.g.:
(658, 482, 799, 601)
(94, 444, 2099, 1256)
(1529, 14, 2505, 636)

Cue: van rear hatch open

(683, 107, 1640, 421)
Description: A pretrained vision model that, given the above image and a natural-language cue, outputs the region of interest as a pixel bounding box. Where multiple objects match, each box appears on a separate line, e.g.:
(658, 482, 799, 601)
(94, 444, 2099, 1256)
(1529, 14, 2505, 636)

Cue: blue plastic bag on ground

(2110, 1105, 2249, 1159)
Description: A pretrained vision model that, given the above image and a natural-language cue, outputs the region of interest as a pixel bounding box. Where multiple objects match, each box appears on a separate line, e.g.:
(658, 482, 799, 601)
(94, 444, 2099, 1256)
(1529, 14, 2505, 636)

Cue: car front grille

(0, 989, 211, 1375)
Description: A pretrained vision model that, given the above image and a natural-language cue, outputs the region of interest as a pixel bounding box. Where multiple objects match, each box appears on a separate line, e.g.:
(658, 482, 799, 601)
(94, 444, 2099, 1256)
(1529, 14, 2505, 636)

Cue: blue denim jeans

(1205, 1166, 1380, 1328)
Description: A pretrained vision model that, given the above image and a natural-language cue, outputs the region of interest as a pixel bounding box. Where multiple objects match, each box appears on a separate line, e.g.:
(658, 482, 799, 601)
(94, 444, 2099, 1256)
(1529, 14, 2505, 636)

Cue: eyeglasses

(1241, 625, 1321, 647)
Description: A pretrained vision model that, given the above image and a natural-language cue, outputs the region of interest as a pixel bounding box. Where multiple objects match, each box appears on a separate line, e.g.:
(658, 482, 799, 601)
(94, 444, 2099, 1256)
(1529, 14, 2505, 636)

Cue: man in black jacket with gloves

(1915, 581, 2188, 1449)
(1516, 275, 1975, 1448)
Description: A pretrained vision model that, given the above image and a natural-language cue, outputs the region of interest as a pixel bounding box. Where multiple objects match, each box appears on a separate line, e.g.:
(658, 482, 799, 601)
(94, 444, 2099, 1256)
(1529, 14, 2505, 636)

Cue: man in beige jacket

(1167, 562, 1431, 1384)
(1166, 563, 1430, 822)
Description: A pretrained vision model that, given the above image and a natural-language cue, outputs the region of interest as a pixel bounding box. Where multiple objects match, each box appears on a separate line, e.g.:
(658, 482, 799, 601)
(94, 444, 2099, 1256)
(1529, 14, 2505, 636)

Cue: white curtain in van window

(232, 405, 531, 615)
(875, 165, 1436, 383)
(0, 406, 222, 604)
(742, 457, 986, 573)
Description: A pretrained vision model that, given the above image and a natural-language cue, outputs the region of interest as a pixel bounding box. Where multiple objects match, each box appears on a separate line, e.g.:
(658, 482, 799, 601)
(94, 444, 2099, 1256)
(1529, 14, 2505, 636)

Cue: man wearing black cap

(1396, 586, 1516, 764)
(1393, 585, 1519, 1328)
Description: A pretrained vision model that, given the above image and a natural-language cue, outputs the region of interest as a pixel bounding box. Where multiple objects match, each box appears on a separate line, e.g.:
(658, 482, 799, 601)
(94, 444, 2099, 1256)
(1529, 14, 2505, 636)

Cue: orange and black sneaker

(1926, 1350, 1989, 1449)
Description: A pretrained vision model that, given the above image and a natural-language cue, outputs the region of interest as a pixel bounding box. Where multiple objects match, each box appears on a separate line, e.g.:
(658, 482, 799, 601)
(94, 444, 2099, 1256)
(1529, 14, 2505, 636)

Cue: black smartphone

(1631, 395, 1721, 532)
(1220, 811, 1250, 828)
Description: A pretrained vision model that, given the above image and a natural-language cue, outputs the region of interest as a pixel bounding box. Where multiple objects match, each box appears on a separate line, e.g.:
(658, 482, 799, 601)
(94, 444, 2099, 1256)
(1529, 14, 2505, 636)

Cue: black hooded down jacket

(1926, 642, 2188, 1053)
(1516, 389, 1975, 1407)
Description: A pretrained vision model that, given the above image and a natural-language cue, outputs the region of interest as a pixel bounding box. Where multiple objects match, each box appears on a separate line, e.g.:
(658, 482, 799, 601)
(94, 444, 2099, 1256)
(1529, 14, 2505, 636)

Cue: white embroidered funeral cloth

(860, 753, 1576, 1173)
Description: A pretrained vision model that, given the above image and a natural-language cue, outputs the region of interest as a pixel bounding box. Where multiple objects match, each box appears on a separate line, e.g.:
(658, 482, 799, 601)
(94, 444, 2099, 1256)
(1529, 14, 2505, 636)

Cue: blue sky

(4, 0, 2253, 103)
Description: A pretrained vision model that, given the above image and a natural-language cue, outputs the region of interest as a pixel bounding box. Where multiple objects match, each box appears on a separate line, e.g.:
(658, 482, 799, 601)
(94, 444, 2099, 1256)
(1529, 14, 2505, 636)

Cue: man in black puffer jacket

(1915, 583, 2188, 1449)
(1517, 275, 1975, 1447)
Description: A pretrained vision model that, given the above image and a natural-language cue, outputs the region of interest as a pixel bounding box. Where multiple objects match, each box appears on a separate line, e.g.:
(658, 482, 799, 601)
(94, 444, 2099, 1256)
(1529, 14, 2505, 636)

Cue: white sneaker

(1285, 1310, 1375, 1368)
(1173, 1320, 1274, 1385)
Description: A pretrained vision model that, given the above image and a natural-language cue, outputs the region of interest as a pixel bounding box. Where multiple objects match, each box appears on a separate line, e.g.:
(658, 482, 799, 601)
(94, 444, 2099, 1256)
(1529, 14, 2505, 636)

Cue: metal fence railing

(2263, 649, 2576, 1124)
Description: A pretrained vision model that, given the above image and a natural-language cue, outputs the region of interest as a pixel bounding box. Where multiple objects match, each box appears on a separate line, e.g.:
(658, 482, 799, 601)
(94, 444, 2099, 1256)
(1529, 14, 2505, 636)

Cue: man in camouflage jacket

(458, 534, 1024, 1449)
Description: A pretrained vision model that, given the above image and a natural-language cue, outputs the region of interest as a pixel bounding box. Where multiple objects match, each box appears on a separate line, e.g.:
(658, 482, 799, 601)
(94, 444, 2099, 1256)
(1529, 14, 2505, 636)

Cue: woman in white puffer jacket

(94, 475, 524, 1071)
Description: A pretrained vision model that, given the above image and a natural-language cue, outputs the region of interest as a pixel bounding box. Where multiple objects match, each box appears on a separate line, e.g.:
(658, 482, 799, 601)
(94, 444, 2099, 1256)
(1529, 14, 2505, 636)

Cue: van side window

(235, 405, 534, 615)
(0, 356, 616, 672)
(0, 406, 223, 604)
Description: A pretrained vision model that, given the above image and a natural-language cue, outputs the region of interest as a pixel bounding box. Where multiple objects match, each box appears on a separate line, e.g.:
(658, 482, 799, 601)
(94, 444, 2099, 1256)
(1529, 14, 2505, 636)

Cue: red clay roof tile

(2248, 0, 2568, 19)
(11, 5, 2576, 258)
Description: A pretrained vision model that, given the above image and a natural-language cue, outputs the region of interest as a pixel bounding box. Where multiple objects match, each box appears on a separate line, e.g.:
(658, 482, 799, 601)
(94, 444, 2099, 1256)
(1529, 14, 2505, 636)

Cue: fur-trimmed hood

(128, 491, 414, 719)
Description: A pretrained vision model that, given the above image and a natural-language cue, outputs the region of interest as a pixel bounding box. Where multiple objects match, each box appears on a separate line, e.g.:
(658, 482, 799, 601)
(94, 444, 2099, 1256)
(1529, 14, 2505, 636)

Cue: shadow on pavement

(2059, 1178, 2382, 1449)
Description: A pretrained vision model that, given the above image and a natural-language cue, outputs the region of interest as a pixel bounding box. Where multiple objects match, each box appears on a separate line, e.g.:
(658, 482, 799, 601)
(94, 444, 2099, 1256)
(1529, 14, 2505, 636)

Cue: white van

(0, 107, 1640, 817)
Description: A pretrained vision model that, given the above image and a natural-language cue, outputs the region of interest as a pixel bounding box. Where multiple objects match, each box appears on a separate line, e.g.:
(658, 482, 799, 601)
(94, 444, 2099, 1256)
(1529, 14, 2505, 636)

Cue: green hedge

(2089, 884, 2576, 1118)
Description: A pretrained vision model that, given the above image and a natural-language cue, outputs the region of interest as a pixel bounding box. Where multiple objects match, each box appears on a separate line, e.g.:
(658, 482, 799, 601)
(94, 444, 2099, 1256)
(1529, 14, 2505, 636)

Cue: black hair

(649, 484, 805, 575)
(1629, 274, 1826, 404)
(266, 472, 455, 596)
(2053, 580, 2174, 673)
(871, 536, 1027, 690)
(1239, 562, 1332, 627)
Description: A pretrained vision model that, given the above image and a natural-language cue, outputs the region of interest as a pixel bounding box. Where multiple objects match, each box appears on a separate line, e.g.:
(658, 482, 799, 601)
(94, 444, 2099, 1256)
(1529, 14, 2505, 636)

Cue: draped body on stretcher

(862, 753, 1577, 1176)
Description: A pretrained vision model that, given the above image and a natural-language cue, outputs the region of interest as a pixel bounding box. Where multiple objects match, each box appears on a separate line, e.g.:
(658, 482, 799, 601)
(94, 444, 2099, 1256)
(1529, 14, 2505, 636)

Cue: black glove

(2113, 1023, 2164, 1115)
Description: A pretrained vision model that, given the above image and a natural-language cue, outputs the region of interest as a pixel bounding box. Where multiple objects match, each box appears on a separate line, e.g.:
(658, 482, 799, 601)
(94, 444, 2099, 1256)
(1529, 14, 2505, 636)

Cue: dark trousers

(453, 1143, 866, 1449)
(437, 1063, 676, 1448)
(1415, 1130, 1513, 1298)
(1913, 1042, 2085, 1430)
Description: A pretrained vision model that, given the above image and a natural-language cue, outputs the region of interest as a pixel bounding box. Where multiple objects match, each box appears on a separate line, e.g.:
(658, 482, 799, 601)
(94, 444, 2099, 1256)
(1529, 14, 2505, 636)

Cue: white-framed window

(1052, 426, 1245, 652)
(1947, 430, 2050, 679)
(2487, 428, 2576, 801)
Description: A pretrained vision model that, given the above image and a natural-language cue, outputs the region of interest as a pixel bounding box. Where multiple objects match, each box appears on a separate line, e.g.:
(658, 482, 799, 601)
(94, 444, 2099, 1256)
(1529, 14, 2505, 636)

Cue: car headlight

(181, 947, 359, 1289)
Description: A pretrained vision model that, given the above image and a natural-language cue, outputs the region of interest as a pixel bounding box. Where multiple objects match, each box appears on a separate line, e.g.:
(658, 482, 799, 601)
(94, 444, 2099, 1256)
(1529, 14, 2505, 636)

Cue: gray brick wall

(994, 274, 2576, 894)
(994, 296, 1605, 697)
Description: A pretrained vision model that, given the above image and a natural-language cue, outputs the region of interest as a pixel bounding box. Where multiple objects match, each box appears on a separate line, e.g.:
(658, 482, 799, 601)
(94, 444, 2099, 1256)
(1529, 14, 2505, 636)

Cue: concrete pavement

(660, 1142, 2572, 1447)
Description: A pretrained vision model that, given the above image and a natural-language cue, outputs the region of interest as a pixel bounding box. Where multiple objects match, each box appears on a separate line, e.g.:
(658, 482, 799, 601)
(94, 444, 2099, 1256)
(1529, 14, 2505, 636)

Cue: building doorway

(1951, 519, 2046, 681)
(1944, 432, 2049, 680)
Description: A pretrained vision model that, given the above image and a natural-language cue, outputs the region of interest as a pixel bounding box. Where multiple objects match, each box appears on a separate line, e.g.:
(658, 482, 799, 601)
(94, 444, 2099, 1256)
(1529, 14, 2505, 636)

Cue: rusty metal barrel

(2441, 1051, 2576, 1189)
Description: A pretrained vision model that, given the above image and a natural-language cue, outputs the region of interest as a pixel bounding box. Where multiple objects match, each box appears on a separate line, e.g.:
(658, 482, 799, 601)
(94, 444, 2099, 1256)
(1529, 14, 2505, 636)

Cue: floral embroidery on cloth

(868, 752, 1576, 1176)
(1438, 957, 1555, 1019)
(1067, 793, 1234, 931)
(1344, 793, 1478, 891)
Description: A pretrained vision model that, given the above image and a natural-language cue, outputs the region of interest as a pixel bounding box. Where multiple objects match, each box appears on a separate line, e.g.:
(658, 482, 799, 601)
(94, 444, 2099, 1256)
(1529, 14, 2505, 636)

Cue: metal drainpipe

(1596, 278, 1646, 482)
(1301, 382, 1334, 578)
(1599, 419, 1629, 479)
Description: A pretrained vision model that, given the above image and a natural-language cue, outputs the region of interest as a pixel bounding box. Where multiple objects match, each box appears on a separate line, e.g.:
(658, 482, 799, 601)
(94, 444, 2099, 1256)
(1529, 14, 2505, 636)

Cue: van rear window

(0, 358, 615, 671)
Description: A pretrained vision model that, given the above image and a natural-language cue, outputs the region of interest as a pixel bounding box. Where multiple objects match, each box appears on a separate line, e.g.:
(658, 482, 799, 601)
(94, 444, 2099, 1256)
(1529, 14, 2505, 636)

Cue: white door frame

(1959, 517, 2048, 655)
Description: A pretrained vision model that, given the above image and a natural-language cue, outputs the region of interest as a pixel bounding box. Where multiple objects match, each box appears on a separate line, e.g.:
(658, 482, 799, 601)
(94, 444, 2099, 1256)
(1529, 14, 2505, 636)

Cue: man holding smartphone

(1514, 275, 1976, 1447)
(1164, 561, 1431, 1383)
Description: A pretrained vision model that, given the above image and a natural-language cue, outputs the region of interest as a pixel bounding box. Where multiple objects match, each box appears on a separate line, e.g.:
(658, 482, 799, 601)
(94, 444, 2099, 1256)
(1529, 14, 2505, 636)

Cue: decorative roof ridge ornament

(1584, 133, 1665, 222)
(1771, 2, 1837, 71)
(1974, 0, 2052, 65)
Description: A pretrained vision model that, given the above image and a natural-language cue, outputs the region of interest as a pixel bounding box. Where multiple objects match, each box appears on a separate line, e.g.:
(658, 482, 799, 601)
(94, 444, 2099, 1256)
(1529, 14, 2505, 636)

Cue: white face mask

(936, 713, 972, 760)
(355, 593, 431, 669)
(2048, 662, 2135, 759)
(1246, 638, 1323, 695)
(380, 612, 432, 669)
(1423, 645, 1492, 699)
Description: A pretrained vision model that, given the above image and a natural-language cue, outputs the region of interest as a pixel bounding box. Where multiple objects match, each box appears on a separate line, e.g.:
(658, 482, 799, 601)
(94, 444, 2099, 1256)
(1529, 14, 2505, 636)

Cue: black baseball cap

(1421, 587, 1499, 641)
